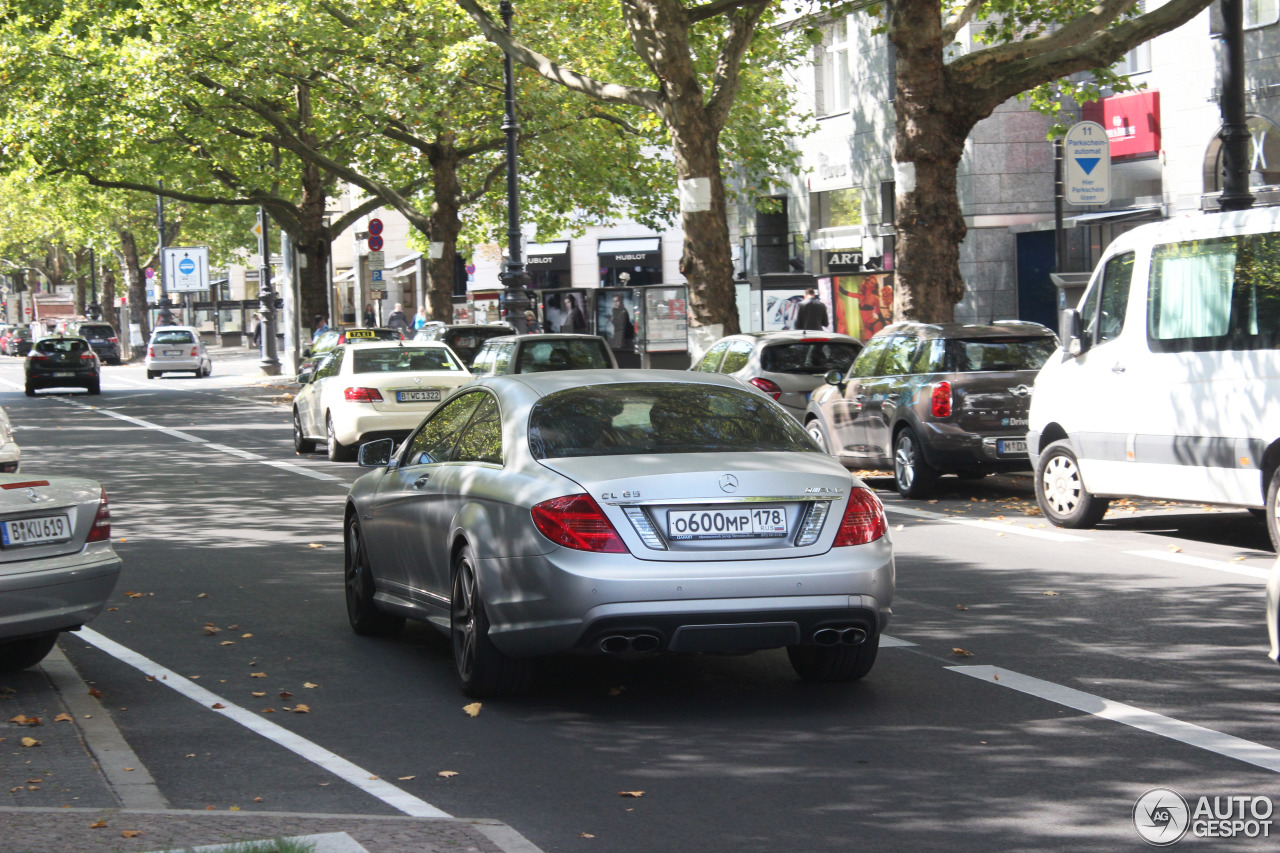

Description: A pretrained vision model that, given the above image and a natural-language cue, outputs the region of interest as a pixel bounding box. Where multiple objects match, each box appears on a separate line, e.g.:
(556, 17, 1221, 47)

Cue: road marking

(1125, 549, 1273, 581)
(76, 628, 451, 818)
(262, 459, 346, 481)
(950, 665, 1280, 774)
(883, 504, 1087, 541)
(879, 635, 916, 648)
(204, 442, 266, 460)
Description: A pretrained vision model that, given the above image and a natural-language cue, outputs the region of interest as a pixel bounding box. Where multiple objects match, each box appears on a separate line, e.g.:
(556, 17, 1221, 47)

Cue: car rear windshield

(352, 347, 462, 374)
(529, 383, 818, 459)
(446, 328, 512, 364)
(153, 330, 196, 345)
(78, 325, 115, 339)
(943, 337, 1057, 372)
(517, 339, 611, 372)
(761, 340, 862, 375)
(36, 338, 89, 355)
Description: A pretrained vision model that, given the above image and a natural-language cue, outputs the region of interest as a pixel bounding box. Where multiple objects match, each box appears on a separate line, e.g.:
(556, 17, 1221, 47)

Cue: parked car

(804, 321, 1058, 498)
(0, 325, 19, 354)
(294, 341, 472, 461)
(693, 331, 864, 421)
(145, 326, 212, 379)
(1029, 208, 1280, 550)
(468, 334, 618, 378)
(413, 324, 514, 367)
(0, 473, 121, 671)
(25, 335, 101, 396)
(66, 321, 122, 365)
(298, 327, 406, 383)
(0, 408, 21, 473)
(5, 327, 33, 357)
(344, 370, 893, 697)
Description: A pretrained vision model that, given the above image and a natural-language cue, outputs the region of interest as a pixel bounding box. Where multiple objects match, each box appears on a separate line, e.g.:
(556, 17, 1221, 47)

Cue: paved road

(2, 354, 1278, 852)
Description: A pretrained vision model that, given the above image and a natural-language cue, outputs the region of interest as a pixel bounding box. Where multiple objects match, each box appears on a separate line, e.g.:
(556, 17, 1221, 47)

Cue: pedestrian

(413, 306, 428, 331)
(363, 303, 376, 327)
(561, 294, 587, 333)
(524, 310, 542, 334)
(609, 295, 635, 349)
(795, 287, 828, 331)
(250, 316, 261, 347)
(311, 314, 329, 341)
(386, 302, 410, 332)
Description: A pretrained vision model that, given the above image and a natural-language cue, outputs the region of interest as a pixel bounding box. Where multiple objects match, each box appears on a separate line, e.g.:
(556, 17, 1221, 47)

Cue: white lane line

(950, 665, 1280, 774)
(67, 402, 204, 442)
(76, 627, 450, 818)
(884, 504, 1088, 541)
(204, 442, 266, 461)
(262, 459, 346, 482)
(1125, 549, 1273, 581)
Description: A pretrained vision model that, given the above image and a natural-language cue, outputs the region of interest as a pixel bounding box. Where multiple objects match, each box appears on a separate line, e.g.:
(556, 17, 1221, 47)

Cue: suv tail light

(344, 387, 384, 403)
(108, 336, 119, 344)
(87, 487, 111, 543)
(749, 377, 783, 400)
(531, 494, 627, 553)
(833, 488, 887, 546)
(930, 381, 952, 418)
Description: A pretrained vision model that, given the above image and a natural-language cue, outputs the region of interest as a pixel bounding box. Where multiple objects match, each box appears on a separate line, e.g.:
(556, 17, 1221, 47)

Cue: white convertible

(293, 341, 472, 461)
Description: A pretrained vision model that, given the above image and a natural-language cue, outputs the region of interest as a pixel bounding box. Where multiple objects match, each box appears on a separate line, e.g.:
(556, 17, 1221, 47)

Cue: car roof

(482, 333, 608, 345)
(150, 325, 200, 334)
(488, 368, 747, 396)
(726, 330, 863, 344)
(874, 321, 1055, 340)
(340, 340, 452, 350)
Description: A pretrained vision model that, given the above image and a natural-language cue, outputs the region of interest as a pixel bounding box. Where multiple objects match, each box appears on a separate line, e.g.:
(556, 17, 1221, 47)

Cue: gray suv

(804, 321, 1058, 498)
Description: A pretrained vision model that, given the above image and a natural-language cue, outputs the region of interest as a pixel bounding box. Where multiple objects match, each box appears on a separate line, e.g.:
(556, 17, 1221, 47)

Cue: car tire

(146, 370, 158, 379)
(87, 380, 101, 395)
(343, 517, 404, 637)
(203, 362, 212, 377)
(1035, 438, 1111, 528)
(805, 417, 832, 454)
(293, 408, 316, 453)
(23, 384, 35, 397)
(326, 414, 356, 462)
(0, 634, 59, 673)
(787, 632, 879, 683)
(894, 427, 938, 499)
(451, 546, 533, 698)
(1265, 471, 1280, 553)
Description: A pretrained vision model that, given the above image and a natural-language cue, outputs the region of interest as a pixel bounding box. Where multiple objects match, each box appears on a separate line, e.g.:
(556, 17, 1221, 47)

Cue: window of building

(815, 187, 864, 229)
(1248, 0, 1280, 28)
(1115, 41, 1151, 76)
(819, 17, 850, 115)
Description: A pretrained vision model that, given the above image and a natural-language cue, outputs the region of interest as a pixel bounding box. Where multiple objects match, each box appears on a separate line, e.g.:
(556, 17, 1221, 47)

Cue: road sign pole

(257, 207, 281, 376)
(156, 185, 175, 327)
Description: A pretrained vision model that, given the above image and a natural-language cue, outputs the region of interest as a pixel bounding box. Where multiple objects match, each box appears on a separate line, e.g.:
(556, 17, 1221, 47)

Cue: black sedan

(25, 335, 101, 395)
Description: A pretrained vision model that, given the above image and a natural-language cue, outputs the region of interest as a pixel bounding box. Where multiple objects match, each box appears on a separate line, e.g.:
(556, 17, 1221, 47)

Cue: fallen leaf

(261, 708, 275, 713)
(463, 702, 482, 717)
(308, 543, 325, 549)
(951, 648, 974, 657)
(89, 821, 107, 829)
(252, 692, 266, 698)
(1233, 556, 1246, 562)
(303, 682, 318, 689)
(211, 703, 225, 710)
(279, 691, 292, 700)
(121, 830, 142, 838)
(26, 778, 42, 784)
(580, 833, 595, 838)
(242, 634, 254, 639)
(53, 713, 72, 723)
(250, 672, 267, 678)
(1042, 591, 1059, 596)
(1168, 545, 1183, 553)
(198, 593, 208, 598)
(88, 687, 104, 699)
(8, 714, 39, 726)
(619, 791, 644, 798)
(398, 775, 417, 781)
(203, 625, 220, 635)
(955, 605, 969, 611)
(438, 771, 458, 778)
(21, 737, 41, 747)
(220, 641, 235, 646)
(185, 754, 195, 758)
(253, 797, 263, 802)
(229, 806, 240, 812)
(205, 806, 216, 811)
(124, 767, 134, 772)
(289, 704, 310, 714)
(993, 673, 999, 681)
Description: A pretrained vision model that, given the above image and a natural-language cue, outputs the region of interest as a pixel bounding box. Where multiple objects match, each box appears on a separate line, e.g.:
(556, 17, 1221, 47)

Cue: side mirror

(358, 438, 396, 468)
(824, 369, 844, 386)
(1060, 309, 1088, 357)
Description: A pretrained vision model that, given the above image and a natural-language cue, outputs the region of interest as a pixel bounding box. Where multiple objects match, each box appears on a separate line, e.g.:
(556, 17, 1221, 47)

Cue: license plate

(396, 390, 441, 403)
(2, 514, 72, 547)
(998, 439, 1028, 454)
(52, 371, 76, 377)
(668, 507, 788, 541)
(164, 349, 182, 356)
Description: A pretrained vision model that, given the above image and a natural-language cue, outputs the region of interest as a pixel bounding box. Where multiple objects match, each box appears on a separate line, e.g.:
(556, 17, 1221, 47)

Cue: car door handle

(1111, 363, 1126, 374)
(412, 475, 431, 489)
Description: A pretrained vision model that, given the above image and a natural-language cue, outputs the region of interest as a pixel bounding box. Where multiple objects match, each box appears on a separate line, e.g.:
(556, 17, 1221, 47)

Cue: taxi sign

(345, 328, 380, 339)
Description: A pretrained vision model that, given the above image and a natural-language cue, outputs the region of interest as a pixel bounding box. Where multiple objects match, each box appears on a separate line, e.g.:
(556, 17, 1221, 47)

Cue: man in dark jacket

(795, 288, 828, 331)
(386, 303, 410, 332)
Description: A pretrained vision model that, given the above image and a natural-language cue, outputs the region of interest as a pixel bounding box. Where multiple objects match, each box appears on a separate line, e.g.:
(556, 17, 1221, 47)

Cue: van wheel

(1035, 439, 1110, 528)
(894, 428, 937, 499)
(1265, 473, 1280, 553)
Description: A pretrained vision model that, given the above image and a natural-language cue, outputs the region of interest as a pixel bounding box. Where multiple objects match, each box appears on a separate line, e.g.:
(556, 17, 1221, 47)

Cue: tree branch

(951, 0, 1138, 73)
(706, 1, 770, 131)
(687, 0, 766, 24)
(941, 0, 987, 43)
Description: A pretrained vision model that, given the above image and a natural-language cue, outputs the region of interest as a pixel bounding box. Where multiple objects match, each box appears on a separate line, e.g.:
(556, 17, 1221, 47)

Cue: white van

(1027, 207, 1280, 550)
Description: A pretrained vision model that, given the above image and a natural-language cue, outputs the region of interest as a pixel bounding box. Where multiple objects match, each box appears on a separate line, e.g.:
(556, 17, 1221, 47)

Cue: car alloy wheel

(326, 414, 355, 462)
(293, 408, 316, 453)
(343, 517, 402, 637)
(450, 547, 532, 697)
(894, 428, 938, 499)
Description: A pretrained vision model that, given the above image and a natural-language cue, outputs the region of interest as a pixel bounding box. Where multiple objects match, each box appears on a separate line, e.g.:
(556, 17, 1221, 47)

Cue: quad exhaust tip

(599, 633, 662, 654)
(812, 627, 868, 647)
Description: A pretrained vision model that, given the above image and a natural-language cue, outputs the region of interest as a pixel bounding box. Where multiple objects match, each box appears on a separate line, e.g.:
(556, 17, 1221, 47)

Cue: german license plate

(164, 349, 182, 356)
(668, 507, 787, 541)
(1, 514, 72, 547)
(52, 371, 75, 377)
(998, 439, 1028, 454)
(396, 390, 441, 403)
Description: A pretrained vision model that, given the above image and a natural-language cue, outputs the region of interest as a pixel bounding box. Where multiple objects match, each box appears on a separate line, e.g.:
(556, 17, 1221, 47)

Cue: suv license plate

(2, 514, 72, 547)
(396, 390, 441, 403)
(668, 508, 787, 541)
(998, 439, 1028, 454)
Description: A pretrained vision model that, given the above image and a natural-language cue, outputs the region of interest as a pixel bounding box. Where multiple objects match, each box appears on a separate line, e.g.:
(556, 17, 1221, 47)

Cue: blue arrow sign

(1075, 157, 1100, 175)
(178, 258, 196, 274)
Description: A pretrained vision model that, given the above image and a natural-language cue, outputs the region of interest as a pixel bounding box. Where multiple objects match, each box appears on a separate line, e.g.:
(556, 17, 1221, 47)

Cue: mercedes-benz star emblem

(719, 474, 739, 493)
(25, 488, 39, 503)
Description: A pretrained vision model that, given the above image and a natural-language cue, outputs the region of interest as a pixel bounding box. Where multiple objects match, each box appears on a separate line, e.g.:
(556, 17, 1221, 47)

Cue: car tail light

(833, 488, 887, 546)
(147, 347, 155, 358)
(930, 381, 952, 418)
(531, 494, 627, 553)
(27, 351, 46, 360)
(799, 337, 830, 343)
(343, 387, 384, 403)
(80, 352, 96, 361)
(190, 346, 199, 357)
(108, 337, 119, 344)
(87, 487, 111, 543)
(749, 377, 783, 400)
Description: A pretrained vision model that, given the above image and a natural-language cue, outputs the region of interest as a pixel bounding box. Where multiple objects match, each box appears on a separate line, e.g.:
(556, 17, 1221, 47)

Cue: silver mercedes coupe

(343, 370, 895, 697)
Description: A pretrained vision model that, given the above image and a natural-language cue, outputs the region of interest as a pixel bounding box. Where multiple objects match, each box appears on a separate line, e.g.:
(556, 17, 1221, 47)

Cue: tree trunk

(293, 163, 333, 330)
(100, 263, 119, 331)
(890, 6, 970, 323)
(118, 228, 151, 351)
(426, 150, 463, 323)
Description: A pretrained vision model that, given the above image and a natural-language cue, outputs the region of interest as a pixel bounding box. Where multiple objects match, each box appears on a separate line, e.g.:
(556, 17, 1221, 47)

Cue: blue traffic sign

(178, 258, 196, 274)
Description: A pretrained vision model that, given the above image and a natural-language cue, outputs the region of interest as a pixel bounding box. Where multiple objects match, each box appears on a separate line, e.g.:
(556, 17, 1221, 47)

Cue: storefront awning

(527, 241, 571, 271)
(599, 238, 661, 265)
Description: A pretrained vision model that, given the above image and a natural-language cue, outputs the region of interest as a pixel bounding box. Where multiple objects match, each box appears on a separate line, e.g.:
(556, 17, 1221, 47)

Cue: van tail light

(531, 494, 628, 553)
(344, 387, 384, 403)
(930, 381, 952, 418)
(87, 487, 111, 543)
(749, 377, 783, 400)
(833, 488, 887, 547)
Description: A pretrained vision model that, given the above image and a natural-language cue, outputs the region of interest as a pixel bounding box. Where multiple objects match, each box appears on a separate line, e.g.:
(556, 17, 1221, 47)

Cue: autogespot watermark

(1133, 788, 1275, 845)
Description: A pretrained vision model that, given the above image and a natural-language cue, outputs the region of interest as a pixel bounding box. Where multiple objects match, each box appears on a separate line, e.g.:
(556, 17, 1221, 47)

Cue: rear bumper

(918, 422, 1031, 473)
(0, 544, 122, 639)
(27, 368, 98, 387)
(146, 357, 202, 372)
(337, 411, 432, 446)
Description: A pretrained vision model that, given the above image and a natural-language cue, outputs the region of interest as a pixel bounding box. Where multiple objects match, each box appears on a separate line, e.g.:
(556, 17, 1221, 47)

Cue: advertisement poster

(644, 288, 687, 352)
(543, 290, 591, 334)
(595, 290, 638, 351)
(763, 290, 806, 330)
(832, 273, 894, 342)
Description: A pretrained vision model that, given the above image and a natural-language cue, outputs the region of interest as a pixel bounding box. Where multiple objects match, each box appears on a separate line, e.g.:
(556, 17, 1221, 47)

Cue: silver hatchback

(344, 370, 894, 697)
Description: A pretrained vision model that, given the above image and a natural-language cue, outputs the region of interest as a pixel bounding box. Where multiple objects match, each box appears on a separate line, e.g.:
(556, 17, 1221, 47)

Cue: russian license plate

(164, 349, 182, 356)
(2, 514, 72, 547)
(396, 390, 441, 403)
(998, 439, 1028, 455)
(668, 507, 788, 541)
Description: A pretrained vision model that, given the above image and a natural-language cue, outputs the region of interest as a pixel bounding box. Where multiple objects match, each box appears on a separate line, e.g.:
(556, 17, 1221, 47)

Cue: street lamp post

(257, 207, 281, 375)
(87, 247, 101, 321)
(156, 186, 175, 327)
(1218, 0, 1255, 212)
(497, 0, 531, 332)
